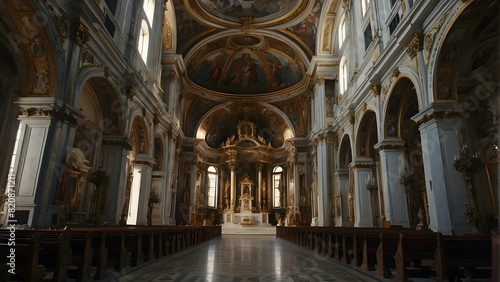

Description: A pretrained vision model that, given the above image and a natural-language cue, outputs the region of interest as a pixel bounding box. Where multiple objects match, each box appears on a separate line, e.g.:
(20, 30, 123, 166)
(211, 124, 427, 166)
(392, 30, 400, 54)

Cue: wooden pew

(67, 230, 93, 282)
(434, 233, 492, 281)
(21, 228, 73, 282)
(394, 232, 437, 281)
(376, 232, 399, 278)
(0, 231, 44, 282)
(70, 228, 108, 280)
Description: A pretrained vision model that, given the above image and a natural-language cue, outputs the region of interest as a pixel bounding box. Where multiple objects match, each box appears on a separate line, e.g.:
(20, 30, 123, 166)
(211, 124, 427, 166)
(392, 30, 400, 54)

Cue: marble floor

(108, 235, 391, 282)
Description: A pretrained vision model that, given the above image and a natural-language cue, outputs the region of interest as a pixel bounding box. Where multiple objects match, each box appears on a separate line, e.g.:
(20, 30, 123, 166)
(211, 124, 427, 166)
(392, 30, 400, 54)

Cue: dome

(185, 34, 308, 98)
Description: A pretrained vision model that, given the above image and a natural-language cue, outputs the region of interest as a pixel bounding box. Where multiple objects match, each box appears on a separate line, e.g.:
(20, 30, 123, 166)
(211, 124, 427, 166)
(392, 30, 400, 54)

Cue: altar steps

(221, 225, 277, 235)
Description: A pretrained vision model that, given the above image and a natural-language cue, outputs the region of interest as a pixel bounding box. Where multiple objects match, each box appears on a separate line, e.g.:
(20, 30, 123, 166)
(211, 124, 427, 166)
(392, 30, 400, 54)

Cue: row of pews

(277, 226, 492, 282)
(0, 225, 221, 281)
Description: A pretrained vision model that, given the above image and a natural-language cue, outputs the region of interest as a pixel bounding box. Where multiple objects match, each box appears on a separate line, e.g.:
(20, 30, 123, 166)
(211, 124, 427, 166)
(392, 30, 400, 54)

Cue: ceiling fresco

(185, 34, 307, 96)
(170, 0, 333, 142)
(197, 0, 301, 23)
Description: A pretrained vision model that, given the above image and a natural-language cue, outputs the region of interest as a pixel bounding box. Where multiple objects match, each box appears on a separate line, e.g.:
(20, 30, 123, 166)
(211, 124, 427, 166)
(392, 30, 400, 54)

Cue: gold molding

(405, 33, 423, 59)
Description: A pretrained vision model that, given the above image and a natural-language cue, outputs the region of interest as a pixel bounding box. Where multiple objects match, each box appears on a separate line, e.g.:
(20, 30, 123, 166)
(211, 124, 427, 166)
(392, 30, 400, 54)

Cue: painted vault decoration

(186, 35, 307, 95)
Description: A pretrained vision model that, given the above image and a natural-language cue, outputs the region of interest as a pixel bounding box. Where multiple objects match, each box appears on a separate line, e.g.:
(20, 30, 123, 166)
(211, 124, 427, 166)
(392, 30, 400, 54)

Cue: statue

(416, 207, 428, 230)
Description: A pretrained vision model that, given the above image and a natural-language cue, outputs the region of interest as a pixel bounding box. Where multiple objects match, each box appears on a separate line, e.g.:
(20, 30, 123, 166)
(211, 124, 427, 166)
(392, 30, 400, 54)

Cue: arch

(195, 101, 296, 149)
(1, 0, 58, 97)
(76, 76, 124, 136)
(130, 116, 149, 155)
(383, 77, 419, 139)
(427, 1, 497, 104)
(356, 110, 378, 159)
(338, 133, 353, 169)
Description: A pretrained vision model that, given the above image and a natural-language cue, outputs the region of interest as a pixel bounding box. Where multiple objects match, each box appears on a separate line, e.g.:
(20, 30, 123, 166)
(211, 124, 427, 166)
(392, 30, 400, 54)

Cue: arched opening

(434, 0, 499, 232)
(338, 135, 353, 227)
(273, 166, 283, 208)
(385, 77, 425, 227)
(356, 110, 381, 227)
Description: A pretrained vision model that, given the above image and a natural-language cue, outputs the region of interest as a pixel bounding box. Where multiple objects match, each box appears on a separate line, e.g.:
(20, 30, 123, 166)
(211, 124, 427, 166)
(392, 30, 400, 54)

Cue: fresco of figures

(198, 0, 299, 20)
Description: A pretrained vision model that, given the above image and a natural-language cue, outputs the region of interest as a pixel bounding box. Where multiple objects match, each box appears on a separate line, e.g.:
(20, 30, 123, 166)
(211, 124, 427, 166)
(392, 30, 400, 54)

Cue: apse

(196, 102, 294, 148)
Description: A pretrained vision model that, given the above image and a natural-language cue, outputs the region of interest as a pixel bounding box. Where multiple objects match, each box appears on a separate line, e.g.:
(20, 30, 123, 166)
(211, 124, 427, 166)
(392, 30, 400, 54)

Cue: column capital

(411, 102, 465, 125)
(374, 139, 405, 151)
(350, 159, 375, 169)
(405, 33, 424, 59)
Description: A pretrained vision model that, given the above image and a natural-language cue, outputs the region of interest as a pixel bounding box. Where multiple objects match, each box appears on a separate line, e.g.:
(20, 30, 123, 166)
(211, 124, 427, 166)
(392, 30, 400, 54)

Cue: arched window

(339, 15, 346, 47)
(361, 0, 370, 16)
(207, 166, 218, 208)
(273, 166, 283, 208)
(339, 56, 348, 95)
(143, 0, 155, 25)
(138, 20, 150, 63)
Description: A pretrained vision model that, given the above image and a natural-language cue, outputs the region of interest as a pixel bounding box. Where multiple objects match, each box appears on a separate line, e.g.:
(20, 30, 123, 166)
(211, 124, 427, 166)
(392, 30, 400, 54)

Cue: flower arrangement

(453, 144, 481, 174)
(149, 189, 160, 205)
(365, 177, 377, 191)
(89, 166, 109, 188)
(399, 166, 415, 186)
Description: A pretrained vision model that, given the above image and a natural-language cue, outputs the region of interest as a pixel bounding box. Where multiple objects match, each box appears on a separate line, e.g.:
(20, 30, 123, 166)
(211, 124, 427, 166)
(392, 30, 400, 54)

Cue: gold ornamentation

(424, 12, 448, 59)
(406, 33, 423, 59)
(70, 19, 90, 47)
(371, 84, 381, 96)
(391, 67, 400, 79)
(240, 16, 256, 33)
(317, 73, 324, 86)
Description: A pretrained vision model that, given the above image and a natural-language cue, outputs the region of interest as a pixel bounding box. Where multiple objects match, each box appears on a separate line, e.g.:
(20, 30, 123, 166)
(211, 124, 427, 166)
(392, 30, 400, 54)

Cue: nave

(111, 235, 386, 282)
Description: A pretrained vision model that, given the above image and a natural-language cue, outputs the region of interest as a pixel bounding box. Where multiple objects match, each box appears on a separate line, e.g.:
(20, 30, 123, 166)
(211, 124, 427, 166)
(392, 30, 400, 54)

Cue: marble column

(257, 162, 263, 212)
(101, 137, 133, 225)
(335, 169, 350, 226)
(229, 162, 236, 211)
(352, 161, 375, 227)
(376, 140, 410, 227)
(127, 157, 155, 225)
(416, 116, 470, 235)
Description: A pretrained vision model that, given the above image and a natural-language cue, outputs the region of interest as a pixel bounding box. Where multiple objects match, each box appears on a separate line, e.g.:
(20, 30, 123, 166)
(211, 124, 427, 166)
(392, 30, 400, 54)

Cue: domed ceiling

(170, 0, 335, 139)
(186, 34, 307, 96)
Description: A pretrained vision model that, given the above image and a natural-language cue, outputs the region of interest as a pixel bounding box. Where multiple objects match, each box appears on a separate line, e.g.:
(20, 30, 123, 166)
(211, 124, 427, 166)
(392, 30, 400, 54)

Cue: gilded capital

(405, 33, 423, 59)
(371, 84, 381, 96)
(70, 19, 90, 47)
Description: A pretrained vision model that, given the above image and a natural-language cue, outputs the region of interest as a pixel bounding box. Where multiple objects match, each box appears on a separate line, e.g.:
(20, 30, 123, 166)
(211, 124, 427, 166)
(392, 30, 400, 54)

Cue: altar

(222, 174, 271, 227)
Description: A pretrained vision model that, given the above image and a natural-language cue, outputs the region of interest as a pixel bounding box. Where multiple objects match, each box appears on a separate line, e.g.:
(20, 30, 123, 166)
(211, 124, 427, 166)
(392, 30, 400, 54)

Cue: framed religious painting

(485, 159, 498, 214)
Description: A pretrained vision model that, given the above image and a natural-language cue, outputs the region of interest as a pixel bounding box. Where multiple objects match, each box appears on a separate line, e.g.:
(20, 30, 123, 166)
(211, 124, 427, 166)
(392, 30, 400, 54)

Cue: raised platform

(221, 224, 276, 235)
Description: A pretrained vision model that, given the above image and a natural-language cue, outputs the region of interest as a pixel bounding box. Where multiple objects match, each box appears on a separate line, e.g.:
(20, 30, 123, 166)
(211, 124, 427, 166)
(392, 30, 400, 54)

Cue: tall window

(364, 24, 373, 51)
(389, 14, 400, 35)
(273, 166, 283, 208)
(103, 0, 118, 37)
(138, 20, 150, 63)
(339, 57, 347, 95)
(207, 166, 217, 208)
(361, 0, 370, 16)
(338, 15, 346, 47)
(143, 0, 155, 25)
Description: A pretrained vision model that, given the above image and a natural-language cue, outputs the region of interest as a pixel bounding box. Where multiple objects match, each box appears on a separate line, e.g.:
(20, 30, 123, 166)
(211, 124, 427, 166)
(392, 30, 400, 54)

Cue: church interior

(0, 0, 499, 280)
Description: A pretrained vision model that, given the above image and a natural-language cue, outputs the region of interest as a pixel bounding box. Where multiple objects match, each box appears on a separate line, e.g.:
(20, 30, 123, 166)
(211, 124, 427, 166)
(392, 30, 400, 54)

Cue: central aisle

(111, 235, 387, 281)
